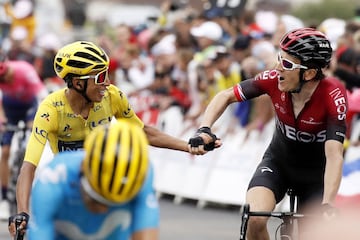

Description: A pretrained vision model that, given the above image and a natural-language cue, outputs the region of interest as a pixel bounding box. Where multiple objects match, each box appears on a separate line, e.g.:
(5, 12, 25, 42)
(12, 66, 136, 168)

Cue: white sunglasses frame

(278, 53, 308, 71)
(76, 69, 109, 85)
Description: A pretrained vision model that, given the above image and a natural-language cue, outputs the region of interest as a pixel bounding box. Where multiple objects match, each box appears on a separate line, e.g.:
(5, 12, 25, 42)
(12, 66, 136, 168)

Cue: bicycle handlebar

(239, 204, 306, 240)
(242, 203, 305, 218)
(14, 217, 24, 240)
(247, 210, 305, 218)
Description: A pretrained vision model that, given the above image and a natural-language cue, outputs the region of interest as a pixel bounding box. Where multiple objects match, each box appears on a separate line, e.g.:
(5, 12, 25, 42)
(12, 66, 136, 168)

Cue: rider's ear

(74, 80, 82, 89)
(303, 69, 317, 81)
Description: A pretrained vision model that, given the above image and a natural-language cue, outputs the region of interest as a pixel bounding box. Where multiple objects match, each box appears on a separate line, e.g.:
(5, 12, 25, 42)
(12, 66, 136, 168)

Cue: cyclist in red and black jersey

(188, 28, 347, 240)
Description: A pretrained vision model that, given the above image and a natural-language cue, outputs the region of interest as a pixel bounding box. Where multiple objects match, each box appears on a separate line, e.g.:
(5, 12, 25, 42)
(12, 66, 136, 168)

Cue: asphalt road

(0, 195, 282, 240)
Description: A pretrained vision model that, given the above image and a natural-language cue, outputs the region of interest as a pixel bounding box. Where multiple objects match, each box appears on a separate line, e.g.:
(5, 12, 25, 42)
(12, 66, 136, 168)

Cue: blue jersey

(28, 151, 159, 240)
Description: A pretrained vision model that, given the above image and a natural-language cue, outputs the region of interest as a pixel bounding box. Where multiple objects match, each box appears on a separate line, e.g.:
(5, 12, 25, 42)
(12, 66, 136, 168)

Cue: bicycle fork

(280, 189, 297, 240)
(239, 204, 250, 240)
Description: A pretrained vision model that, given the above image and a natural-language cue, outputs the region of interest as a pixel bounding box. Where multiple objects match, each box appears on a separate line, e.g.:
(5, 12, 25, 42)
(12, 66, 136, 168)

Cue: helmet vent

(54, 62, 63, 73)
(108, 132, 121, 192)
(118, 141, 132, 195)
(75, 51, 102, 63)
(92, 64, 107, 70)
(85, 46, 108, 62)
(67, 59, 92, 69)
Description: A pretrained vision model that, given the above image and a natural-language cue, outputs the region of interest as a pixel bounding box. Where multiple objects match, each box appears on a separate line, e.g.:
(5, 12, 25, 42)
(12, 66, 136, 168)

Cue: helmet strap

(72, 80, 92, 103)
(290, 69, 307, 93)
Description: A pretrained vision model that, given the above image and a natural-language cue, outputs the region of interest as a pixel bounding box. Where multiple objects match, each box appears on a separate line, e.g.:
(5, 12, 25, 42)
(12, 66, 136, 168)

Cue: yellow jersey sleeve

(108, 85, 144, 128)
(24, 97, 58, 166)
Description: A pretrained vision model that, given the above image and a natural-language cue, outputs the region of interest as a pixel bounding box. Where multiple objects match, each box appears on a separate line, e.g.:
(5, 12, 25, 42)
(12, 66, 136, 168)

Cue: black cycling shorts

(247, 149, 324, 210)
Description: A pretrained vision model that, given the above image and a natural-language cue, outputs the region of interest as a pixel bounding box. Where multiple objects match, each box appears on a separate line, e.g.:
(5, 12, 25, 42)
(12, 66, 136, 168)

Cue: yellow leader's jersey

(24, 84, 144, 166)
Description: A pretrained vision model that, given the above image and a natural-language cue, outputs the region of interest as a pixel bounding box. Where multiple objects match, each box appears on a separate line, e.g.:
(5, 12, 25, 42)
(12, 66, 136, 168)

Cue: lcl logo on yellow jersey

(88, 116, 112, 129)
(35, 127, 47, 138)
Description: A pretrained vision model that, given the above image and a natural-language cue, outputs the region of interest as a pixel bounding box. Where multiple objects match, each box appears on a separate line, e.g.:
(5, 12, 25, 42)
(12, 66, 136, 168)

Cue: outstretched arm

(143, 125, 188, 152)
(8, 162, 36, 237)
(16, 162, 36, 214)
(323, 139, 344, 205)
(188, 87, 238, 155)
(200, 87, 239, 128)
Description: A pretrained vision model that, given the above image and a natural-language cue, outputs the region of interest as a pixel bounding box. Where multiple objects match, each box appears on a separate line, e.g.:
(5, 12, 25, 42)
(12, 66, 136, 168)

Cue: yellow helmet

(54, 41, 109, 80)
(81, 119, 149, 205)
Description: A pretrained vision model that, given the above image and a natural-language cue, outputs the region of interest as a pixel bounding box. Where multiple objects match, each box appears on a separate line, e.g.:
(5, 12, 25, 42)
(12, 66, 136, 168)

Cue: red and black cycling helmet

(280, 28, 332, 68)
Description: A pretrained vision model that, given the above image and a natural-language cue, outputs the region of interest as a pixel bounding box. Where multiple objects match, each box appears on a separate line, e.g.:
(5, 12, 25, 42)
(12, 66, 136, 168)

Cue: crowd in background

(1, 0, 360, 165)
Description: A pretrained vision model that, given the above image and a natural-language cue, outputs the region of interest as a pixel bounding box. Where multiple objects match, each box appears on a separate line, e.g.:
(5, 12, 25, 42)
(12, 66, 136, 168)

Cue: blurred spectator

(171, 47, 193, 95)
(238, 37, 277, 139)
(190, 20, 223, 54)
(6, 26, 34, 63)
(209, 46, 241, 98)
(33, 32, 64, 92)
(237, 10, 264, 40)
(271, 14, 304, 50)
(333, 46, 360, 91)
(186, 20, 222, 118)
(339, 20, 360, 48)
(353, 29, 360, 52)
(254, 10, 278, 38)
(63, 0, 86, 28)
(355, 6, 360, 23)
(0, 55, 46, 220)
(202, 6, 236, 45)
(4, 0, 36, 45)
(149, 33, 192, 113)
(240, 55, 275, 139)
(116, 43, 154, 95)
(0, 1, 11, 46)
(318, 18, 346, 50)
(150, 33, 177, 73)
(112, 23, 138, 67)
(211, 45, 252, 128)
(232, 33, 252, 64)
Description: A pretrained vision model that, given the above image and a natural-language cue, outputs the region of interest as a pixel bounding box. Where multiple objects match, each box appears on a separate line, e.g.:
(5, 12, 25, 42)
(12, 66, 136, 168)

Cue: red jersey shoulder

(254, 69, 279, 81)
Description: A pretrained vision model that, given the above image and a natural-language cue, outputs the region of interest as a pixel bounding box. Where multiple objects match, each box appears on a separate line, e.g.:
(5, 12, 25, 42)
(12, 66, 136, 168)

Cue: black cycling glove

(188, 127, 218, 151)
(9, 212, 30, 228)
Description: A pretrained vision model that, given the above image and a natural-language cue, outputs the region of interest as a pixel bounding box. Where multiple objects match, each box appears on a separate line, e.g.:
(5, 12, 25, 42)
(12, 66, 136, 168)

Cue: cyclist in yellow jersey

(9, 41, 209, 232)
(24, 84, 141, 165)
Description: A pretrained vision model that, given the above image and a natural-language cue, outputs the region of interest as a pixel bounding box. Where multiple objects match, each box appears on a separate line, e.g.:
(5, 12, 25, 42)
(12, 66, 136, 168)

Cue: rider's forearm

(323, 140, 344, 204)
(144, 125, 188, 152)
(16, 162, 36, 213)
(200, 88, 236, 127)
